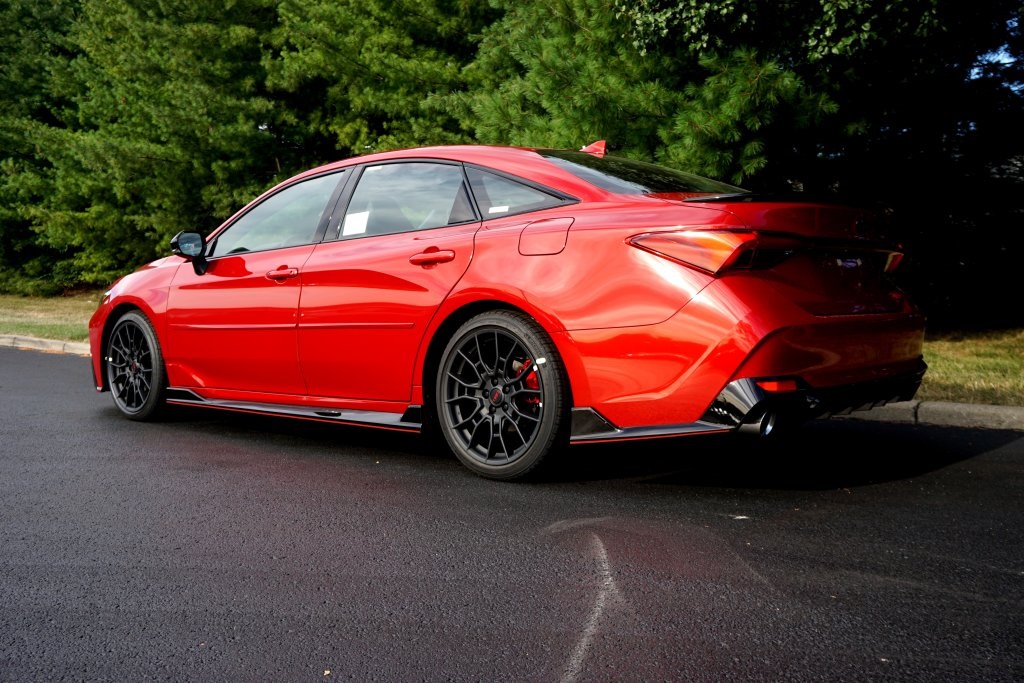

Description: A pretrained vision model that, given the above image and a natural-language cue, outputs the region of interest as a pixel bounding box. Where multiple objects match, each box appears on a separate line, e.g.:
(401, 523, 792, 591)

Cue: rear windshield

(540, 150, 747, 196)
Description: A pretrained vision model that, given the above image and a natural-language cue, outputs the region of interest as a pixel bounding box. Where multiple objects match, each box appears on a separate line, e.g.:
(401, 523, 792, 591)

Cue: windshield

(540, 150, 747, 196)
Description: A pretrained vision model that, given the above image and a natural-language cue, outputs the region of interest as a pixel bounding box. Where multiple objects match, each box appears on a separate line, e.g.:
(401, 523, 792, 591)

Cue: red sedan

(90, 143, 926, 479)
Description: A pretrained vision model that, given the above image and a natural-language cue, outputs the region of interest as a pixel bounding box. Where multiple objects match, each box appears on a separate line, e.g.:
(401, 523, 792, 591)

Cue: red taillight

(631, 229, 803, 275)
(630, 229, 903, 278)
(629, 230, 760, 275)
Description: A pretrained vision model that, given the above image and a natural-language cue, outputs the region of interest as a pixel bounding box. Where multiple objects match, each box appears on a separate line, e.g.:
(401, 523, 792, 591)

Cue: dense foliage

(1, 0, 1020, 327)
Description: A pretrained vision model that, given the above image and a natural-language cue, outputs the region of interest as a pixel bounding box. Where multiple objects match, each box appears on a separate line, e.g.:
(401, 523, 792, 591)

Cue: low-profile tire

(105, 310, 167, 421)
(435, 310, 568, 480)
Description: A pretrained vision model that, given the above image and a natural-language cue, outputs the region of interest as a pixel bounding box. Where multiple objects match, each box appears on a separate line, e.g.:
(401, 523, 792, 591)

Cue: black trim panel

(701, 362, 928, 428)
(569, 407, 729, 443)
(165, 389, 421, 432)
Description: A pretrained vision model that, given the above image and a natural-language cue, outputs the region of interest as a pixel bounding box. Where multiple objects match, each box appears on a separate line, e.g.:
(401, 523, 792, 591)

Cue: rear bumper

(701, 359, 927, 429)
(569, 359, 925, 443)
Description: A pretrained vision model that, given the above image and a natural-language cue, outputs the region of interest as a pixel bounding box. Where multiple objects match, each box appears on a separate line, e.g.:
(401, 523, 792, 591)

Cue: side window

(338, 162, 476, 239)
(465, 167, 569, 218)
(209, 172, 342, 256)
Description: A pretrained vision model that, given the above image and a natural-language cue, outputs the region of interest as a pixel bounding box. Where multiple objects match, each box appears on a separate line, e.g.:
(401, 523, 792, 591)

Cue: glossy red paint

(166, 244, 314, 393)
(90, 144, 926, 478)
(296, 223, 476, 401)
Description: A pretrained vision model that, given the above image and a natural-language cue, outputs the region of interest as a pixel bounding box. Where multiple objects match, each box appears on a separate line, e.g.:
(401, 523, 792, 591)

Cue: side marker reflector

(755, 379, 800, 393)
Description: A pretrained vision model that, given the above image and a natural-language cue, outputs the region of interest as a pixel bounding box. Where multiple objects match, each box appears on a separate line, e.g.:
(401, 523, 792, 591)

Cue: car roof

(291, 145, 609, 201)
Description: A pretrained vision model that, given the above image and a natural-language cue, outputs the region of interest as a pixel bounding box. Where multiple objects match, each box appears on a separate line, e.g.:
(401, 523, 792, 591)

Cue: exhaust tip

(759, 410, 778, 438)
(738, 410, 781, 439)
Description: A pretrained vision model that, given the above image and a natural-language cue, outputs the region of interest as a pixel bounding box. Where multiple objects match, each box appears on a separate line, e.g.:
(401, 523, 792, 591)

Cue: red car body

(90, 144, 925, 478)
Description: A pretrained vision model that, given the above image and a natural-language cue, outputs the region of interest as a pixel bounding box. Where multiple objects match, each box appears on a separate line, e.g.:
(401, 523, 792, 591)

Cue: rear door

(297, 161, 479, 401)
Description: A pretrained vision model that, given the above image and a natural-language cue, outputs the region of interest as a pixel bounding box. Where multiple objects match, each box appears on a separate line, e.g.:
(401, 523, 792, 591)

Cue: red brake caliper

(514, 359, 541, 408)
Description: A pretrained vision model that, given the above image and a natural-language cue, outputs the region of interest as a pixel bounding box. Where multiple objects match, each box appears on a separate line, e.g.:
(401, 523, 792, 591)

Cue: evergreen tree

(39, 0, 289, 285)
(0, 0, 80, 293)
(445, 0, 677, 159)
(265, 0, 493, 157)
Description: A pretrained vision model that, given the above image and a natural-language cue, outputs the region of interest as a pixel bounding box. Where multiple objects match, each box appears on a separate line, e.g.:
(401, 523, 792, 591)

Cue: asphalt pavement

(2, 344, 1023, 681)
(4, 333, 1022, 432)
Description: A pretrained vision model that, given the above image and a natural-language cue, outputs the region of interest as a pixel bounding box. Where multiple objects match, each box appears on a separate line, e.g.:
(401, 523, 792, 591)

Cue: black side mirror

(170, 231, 209, 275)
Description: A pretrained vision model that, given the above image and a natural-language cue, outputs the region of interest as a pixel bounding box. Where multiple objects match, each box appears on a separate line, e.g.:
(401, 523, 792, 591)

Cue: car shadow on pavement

(146, 402, 435, 457)
(548, 419, 1021, 490)
(132, 404, 1020, 490)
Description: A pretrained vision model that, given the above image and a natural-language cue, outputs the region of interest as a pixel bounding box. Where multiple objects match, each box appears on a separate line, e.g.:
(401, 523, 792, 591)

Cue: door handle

(409, 249, 456, 266)
(266, 267, 299, 281)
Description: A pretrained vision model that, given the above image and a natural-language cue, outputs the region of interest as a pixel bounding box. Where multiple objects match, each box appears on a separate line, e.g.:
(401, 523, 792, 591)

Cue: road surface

(2, 347, 1022, 681)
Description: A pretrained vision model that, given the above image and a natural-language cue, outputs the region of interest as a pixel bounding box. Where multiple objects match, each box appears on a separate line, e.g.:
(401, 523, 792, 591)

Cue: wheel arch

(420, 298, 586, 425)
(96, 302, 149, 392)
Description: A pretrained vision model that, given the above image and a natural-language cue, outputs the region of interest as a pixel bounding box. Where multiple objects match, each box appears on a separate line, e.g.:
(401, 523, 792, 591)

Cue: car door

(165, 171, 346, 394)
(297, 161, 479, 401)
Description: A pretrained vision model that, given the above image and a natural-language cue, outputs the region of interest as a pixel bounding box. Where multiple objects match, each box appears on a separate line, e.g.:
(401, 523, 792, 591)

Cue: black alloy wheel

(106, 310, 167, 421)
(436, 310, 567, 479)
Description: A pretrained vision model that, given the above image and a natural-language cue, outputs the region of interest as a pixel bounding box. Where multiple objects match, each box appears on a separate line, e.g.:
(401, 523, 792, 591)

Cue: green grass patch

(918, 329, 1024, 407)
(0, 291, 101, 343)
(1, 293, 1021, 406)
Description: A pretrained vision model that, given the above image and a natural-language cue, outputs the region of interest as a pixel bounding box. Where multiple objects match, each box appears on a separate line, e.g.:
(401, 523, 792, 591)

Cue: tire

(105, 310, 167, 421)
(435, 310, 567, 480)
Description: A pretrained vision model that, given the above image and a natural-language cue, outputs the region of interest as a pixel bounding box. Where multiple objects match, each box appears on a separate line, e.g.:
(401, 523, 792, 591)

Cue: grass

(1, 291, 1021, 406)
(914, 329, 1024, 406)
(0, 291, 101, 343)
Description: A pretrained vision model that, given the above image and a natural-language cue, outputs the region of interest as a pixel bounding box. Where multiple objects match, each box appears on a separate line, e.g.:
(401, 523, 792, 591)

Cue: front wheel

(436, 311, 568, 480)
(105, 310, 167, 421)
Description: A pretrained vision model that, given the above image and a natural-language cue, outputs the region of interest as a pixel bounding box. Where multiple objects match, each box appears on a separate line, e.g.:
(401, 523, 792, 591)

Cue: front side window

(338, 162, 476, 239)
(209, 172, 343, 256)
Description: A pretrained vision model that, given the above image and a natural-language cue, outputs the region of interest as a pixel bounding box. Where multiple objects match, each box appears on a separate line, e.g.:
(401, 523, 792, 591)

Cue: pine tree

(11, 0, 285, 285)
(265, 0, 493, 157)
(0, 0, 80, 292)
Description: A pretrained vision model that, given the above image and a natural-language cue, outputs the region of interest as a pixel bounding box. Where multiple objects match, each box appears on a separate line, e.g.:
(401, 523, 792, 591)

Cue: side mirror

(170, 231, 209, 275)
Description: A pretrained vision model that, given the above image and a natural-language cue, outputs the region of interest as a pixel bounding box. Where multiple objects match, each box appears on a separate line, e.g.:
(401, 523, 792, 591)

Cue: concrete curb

(841, 400, 1024, 432)
(1, 334, 90, 357)
(4, 333, 1023, 432)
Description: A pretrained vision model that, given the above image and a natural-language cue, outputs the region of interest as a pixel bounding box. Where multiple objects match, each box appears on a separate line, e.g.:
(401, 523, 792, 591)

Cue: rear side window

(338, 162, 476, 239)
(465, 167, 571, 218)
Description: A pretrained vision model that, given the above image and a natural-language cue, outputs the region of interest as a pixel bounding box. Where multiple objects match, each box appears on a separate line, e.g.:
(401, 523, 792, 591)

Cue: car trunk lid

(635, 197, 911, 316)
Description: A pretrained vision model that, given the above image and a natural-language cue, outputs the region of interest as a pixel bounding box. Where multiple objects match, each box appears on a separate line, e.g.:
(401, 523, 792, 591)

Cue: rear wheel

(106, 310, 167, 421)
(436, 311, 567, 480)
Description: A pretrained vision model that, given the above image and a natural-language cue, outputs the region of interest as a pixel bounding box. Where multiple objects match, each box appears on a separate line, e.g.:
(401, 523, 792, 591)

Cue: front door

(165, 171, 346, 395)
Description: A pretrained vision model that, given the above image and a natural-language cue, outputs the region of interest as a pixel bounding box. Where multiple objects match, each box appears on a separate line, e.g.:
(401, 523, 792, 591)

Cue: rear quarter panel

(423, 201, 730, 413)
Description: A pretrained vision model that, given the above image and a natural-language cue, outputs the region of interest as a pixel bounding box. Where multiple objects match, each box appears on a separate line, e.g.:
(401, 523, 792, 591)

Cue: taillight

(629, 230, 796, 276)
(630, 229, 905, 277)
